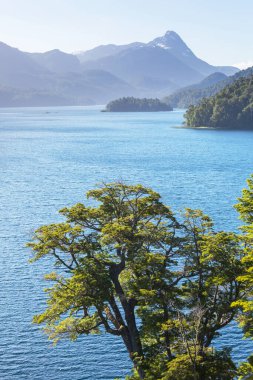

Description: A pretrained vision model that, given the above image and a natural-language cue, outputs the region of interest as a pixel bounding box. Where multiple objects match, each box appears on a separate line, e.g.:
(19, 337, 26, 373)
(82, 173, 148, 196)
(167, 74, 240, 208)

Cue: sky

(0, 0, 252, 68)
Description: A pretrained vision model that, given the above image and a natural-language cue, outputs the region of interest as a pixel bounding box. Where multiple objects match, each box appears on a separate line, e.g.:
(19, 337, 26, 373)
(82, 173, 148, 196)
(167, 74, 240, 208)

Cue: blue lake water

(0, 106, 253, 379)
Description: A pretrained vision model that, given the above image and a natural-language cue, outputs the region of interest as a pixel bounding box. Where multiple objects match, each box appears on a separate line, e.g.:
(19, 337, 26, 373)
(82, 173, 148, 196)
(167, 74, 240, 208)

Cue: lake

(0, 106, 253, 379)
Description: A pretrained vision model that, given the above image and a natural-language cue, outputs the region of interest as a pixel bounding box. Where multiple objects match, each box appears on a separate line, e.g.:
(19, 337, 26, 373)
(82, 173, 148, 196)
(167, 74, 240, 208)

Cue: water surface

(0, 106, 253, 379)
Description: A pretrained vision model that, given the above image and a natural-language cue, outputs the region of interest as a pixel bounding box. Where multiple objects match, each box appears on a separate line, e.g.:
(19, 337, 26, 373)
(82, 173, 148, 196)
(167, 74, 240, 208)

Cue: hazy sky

(0, 0, 252, 68)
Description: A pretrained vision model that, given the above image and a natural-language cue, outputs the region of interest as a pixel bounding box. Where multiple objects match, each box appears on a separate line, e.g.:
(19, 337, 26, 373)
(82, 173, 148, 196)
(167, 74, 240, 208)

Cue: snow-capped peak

(148, 30, 194, 57)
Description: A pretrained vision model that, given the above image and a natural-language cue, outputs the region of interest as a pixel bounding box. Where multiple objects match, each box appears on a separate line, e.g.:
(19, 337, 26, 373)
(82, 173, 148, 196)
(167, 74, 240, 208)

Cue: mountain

(0, 32, 239, 106)
(148, 31, 216, 77)
(81, 45, 203, 96)
(77, 42, 142, 63)
(0, 85, 75, 107)
(184, 73, 253, 129)
(29, 49, 81, 74)
(148, 31, 237, 77)
(52, 70, 137, 104)
(164, 67, 253, 108)
(79, 31, 238, 97)
(164, 72, 228, 108)
(0, 70, 137, 107)
(0, 42, 137, 106)
(0, 41, 54, 90)
(195, 72, 228, 87)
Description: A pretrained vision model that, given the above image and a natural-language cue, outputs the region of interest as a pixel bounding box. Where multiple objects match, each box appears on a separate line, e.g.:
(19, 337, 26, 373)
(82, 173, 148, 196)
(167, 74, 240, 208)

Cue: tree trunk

(163, 304, 173, 360)
(109, 265, 145, 378)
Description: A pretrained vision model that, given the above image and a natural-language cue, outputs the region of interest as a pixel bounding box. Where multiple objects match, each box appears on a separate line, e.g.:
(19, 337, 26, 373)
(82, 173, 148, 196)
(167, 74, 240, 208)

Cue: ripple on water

(0, 107, 253, 379)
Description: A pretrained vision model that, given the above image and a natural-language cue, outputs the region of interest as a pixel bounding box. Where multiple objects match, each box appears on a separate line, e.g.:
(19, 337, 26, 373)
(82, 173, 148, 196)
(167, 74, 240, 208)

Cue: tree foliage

(28, 182, 250, 379)
(230, 175, 253, 378)
(233, 175, 253, 336)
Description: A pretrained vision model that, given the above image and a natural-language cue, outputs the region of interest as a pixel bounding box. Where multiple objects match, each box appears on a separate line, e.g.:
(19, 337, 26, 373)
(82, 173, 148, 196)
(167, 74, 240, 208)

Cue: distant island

(184, 73, 253, 129)
(103, 97, 173, 112)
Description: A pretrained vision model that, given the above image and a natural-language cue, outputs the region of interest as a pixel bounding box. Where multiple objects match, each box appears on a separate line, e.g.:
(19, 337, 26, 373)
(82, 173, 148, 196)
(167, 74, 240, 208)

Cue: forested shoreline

(103, 97, 173, 112)
(184, 75, 253, 129)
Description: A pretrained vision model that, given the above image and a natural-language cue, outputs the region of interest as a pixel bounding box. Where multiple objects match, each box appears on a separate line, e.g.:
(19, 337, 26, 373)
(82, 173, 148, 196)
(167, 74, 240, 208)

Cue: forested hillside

(184, 74, 253, 129)
(165, 67, 253, 108)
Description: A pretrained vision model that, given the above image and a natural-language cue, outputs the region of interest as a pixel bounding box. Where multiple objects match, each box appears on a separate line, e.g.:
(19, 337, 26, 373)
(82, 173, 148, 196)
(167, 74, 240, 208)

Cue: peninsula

(184, 73, 253, 129)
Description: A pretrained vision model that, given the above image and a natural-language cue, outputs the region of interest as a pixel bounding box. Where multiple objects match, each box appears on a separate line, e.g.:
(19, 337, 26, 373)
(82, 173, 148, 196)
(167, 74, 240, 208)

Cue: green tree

(233, 175, 253, 336)
(159, 209, 242, 380)
(163, 350, 236, 380)
(28, 182, 181, 379)
(123, 208, 242, 380)
(238, 355, 253, 380)
(232, 175, 253, 377)
(29, 183, 246, 379)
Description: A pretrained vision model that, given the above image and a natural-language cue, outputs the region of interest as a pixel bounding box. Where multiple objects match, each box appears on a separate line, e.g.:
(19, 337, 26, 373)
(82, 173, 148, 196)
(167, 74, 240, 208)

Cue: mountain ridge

(77, 31, 238, 78)
(0, 31, 239, 106)
(164, 66, 253, 108)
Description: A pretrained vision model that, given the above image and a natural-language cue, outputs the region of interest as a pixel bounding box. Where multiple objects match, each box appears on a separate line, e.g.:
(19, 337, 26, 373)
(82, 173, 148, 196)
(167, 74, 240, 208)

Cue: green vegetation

(184, 74, 253, 129)
(164, 84, 224, 109)
(163, 72, 228, 109)
(233, 176, 253, 379)
(103, 97, 173, 112)
(164, 67, 253, 109)
(28, 179, 253, 379)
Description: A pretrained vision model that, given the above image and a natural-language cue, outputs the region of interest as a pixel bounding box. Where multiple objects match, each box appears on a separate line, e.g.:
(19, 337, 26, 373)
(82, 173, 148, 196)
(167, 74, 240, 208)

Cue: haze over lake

(0, 107, 253, 379)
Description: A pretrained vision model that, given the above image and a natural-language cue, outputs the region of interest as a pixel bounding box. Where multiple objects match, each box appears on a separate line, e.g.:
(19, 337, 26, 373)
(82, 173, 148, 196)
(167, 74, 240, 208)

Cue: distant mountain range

(0, 31, 239, 107)
(164, 66, 253, 108)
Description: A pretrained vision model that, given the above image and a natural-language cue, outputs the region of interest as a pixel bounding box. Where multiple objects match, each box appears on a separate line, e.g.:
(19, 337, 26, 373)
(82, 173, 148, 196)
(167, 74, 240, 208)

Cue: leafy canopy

(29, 182, 248, 379)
